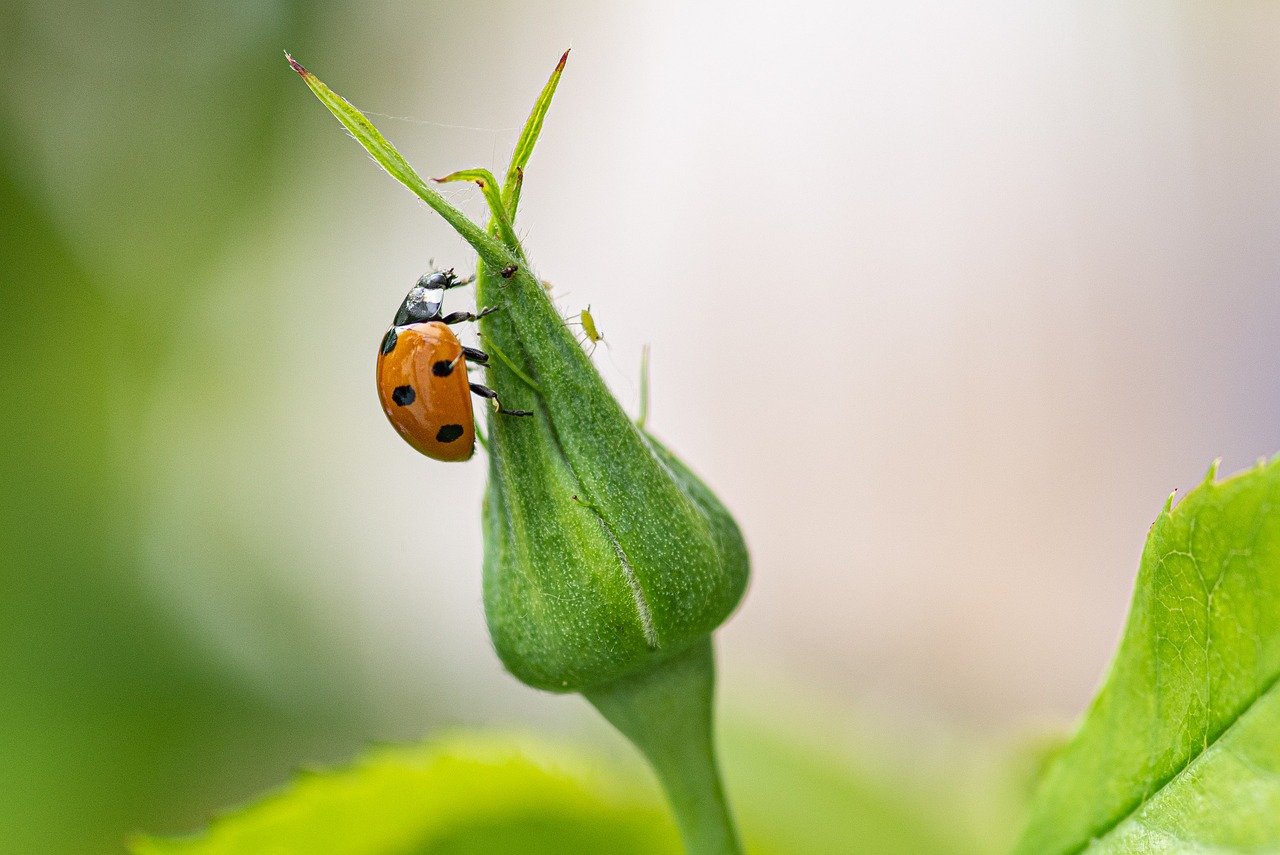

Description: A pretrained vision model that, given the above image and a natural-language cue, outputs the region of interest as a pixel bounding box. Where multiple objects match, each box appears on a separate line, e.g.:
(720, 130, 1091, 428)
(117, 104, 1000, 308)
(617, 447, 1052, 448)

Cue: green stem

(584, 637, 743, 855)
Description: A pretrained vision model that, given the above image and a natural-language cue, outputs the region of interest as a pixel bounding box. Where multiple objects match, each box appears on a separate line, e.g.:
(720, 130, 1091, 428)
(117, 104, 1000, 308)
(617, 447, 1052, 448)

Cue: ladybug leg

(461, 346, 489, 365)
(441, 305, 500, 325)
(470, 383, 532, 417)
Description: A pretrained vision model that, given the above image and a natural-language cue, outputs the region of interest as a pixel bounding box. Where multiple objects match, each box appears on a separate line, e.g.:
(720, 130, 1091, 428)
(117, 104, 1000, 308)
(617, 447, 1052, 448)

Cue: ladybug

(377, 269, 531, 461)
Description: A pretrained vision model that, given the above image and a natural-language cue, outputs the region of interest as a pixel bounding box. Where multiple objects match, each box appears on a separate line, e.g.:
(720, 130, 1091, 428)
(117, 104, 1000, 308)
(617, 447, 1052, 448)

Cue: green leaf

(130, 735, 681, 855)
(285, 53, 517, 275)
(132, 713, 1032, 855)
(433, 168, 522, 256)
(1016, 457, 1280, 854)
(472, 48, 567, 322)
(500, 49, 569, 217)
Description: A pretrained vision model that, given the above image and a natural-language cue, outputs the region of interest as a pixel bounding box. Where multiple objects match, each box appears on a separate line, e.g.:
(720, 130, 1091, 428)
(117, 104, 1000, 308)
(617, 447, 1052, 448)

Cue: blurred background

(3, 1, 1279, 852)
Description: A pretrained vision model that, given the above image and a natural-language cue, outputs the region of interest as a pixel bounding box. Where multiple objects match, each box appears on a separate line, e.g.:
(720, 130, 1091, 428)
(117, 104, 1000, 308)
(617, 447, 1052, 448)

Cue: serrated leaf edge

(1027, 453, 1280, 854)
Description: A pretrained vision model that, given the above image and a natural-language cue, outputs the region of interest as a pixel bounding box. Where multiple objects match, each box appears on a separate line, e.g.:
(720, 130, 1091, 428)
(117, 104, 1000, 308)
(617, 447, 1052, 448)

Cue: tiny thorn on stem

(284, 52, 309, 77)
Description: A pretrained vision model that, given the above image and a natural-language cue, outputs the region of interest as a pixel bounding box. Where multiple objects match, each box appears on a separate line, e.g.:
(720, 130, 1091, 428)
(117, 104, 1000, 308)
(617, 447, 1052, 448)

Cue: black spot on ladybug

(436, 424, 464, 443)
(432, 359, 455, 377)
(392, 385, 416, 406)
(381, 328, 399, 354)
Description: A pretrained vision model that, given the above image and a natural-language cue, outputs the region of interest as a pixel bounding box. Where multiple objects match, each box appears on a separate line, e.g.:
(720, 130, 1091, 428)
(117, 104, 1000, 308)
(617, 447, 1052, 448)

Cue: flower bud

(476, 270, 749, 692)
(288, 49, 749, 695)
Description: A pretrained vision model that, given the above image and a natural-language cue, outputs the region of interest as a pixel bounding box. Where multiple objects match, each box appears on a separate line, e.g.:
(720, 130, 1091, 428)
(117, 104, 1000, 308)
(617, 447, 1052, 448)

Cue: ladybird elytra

(376, 320, 476, 461)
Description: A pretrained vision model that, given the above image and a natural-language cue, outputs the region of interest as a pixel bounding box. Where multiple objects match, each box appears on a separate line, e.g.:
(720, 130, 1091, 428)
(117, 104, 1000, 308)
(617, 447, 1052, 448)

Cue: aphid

(376, 270, 531, 461)
(568, 304, 605, 356)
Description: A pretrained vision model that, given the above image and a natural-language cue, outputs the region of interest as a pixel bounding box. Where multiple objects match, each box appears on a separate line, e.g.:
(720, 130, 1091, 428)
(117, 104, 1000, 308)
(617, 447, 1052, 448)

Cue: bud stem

(584, 638, 743, 855)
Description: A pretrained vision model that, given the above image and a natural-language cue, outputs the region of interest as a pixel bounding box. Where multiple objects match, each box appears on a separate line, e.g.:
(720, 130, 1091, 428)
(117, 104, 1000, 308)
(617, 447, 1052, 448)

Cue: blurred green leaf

(0, 7, 365, 850)
(132, 734, 682, 855)
(2, 2, 312, 314)
(1017, 457, 1280, 853)
(720, 705, 1041, 855)
(134, 717, 1033, 855)
(0, 130, 318, 855)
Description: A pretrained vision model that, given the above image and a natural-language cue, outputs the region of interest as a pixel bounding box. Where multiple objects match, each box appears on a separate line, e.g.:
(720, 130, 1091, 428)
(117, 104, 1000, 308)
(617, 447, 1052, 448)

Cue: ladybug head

(392, 270, 456, 326)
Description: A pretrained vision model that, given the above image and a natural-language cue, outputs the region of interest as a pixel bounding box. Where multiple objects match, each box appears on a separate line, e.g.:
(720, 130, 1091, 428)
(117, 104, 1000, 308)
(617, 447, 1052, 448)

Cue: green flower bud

(288, 51, 748, 694)
(476, 266, 749, 692)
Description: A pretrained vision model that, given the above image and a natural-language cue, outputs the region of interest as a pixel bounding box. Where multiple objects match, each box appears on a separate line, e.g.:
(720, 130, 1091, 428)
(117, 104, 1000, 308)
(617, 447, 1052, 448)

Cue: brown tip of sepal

(556, 49, 571, 72)
(284, 52, 309, 77)
(431, 173, 486, 189)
